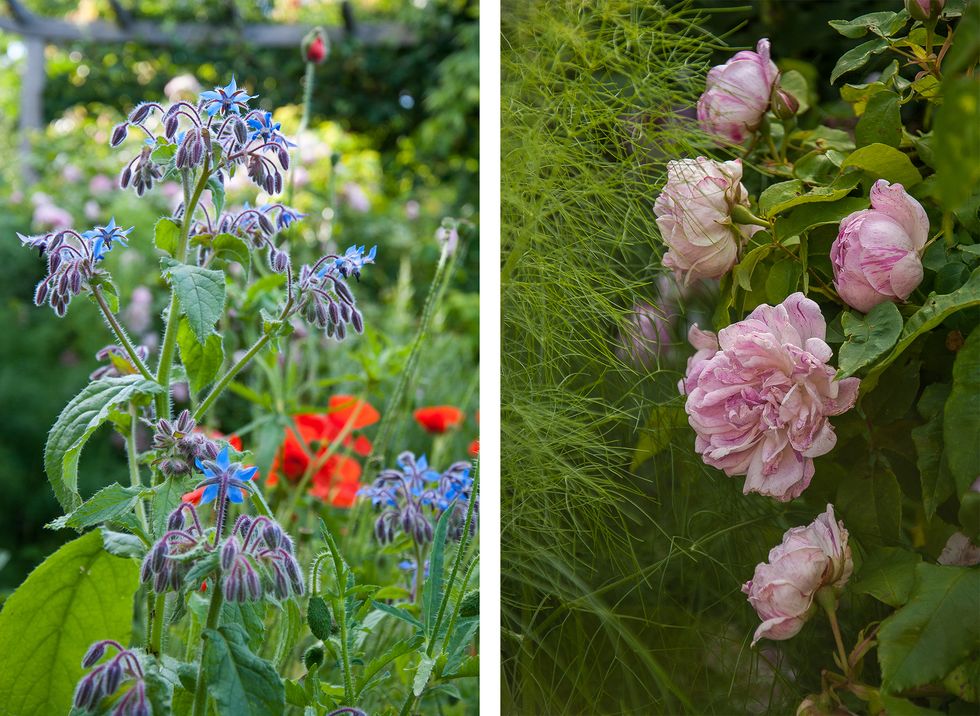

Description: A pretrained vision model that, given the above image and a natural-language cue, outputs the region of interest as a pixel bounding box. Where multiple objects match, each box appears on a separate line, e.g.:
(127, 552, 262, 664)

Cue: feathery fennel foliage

(502, 2, 833, 713)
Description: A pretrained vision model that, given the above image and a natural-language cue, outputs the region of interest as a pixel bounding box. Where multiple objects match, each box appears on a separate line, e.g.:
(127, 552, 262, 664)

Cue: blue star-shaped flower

(325, 244, 377, 281)
(82, 218, 133, 262)
(247, 112, 296, 146)
(200, 77, 256, 117)
(194, 447, 258, 504)
(262, 204, 305, 230)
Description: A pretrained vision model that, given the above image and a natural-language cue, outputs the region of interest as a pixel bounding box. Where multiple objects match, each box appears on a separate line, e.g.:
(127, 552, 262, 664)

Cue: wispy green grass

(500, 2, 864, 713)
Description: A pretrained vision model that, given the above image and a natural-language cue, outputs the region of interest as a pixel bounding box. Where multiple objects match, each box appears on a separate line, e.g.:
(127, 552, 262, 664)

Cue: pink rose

(681, 293, 860, 500)
(831, 180, 928, 313)
(743, 505, 853, 645)
(654, 157, 761, 285)
(697, 39, 779, 144)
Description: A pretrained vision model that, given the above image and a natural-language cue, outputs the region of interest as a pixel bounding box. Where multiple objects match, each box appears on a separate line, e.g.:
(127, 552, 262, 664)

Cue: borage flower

(329, 244, 377, 281)
(414, 405, 465, 434)
(199, 76, 256, 117)
(81, 217, 133, 261)
(193, 446, 258, 505)
(247, 111, 296, 147)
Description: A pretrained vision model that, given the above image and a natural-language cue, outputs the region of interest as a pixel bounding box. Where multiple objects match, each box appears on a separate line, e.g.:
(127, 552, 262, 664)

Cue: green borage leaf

(45, 376, 163, 511)
(0, 531, 139, 716)
(161, 257, 226, 345)
(177, 318, 224, 393)
(46, 482, 146, 531)
(202, 624, 286, 716)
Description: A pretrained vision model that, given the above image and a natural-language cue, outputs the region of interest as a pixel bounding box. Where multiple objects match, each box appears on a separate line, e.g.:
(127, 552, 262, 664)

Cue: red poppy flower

(328, 395, 380, 430)
(468, 439, 480, 457)
(414, 405, 464, 434)
(182, 486, 206, 505)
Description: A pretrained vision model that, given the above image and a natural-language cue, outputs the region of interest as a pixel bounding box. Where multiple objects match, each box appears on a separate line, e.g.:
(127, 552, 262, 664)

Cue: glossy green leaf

(47, 482, 145, 531)
(945, 326, 980, 495)
(878, 564, 980, 694)
(837, 459, 902, 546)
(162, 258, 226, 344)
(45, 376, 163, 511)
(840, 143, 922, 187)
(831, 38, 889, 84)
(855, 91, 901, 148)
(764, 258, 801, 304)
(838, 302, 903, 378)
(0, 530, 139, 716)
(202, 624, 285, 716)
(863, 268, 980, 391)
(774, 197, 869, 242)
(851, 547, 922, 607)
(779, 69, 810, 114)
(828, 11, 908, 38)
(177, 318, 224, 393)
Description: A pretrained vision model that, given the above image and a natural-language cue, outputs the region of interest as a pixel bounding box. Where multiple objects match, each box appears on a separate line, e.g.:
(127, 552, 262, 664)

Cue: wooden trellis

(0, 0, 416, 177)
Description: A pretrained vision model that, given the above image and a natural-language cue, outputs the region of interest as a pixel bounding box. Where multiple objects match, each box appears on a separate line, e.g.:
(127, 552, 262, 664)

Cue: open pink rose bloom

(831, 180, 929, 313)
(680, 293, 860, 501)
(743, 505, 853, 645)
(654, 157, 762, 284)
(697, 38, 779, 144)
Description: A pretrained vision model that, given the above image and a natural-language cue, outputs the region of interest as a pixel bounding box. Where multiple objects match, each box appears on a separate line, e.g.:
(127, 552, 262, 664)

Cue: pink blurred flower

(293, 166, 310, 188)
(831, 180, 928, 313)
(33, 203, 73, 230)
(62, 164, 83, 183)
(698, 39, 779, 144)
(89, 174, 114, 195)
(654, 157, 760, 285)
(436, 226, 459, 255)
(84, 200, 100, 220)
(405, 200, 421, 220)
(680, 293, 859, 501)
(743, 505, 852, 646)
(164, 74, 202, 102)
(340, 182, 370, 213)
(125, 286, 153, 334)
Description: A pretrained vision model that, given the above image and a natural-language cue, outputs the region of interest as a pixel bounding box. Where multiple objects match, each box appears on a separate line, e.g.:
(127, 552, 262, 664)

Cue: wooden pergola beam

(0, 1, 416, 47)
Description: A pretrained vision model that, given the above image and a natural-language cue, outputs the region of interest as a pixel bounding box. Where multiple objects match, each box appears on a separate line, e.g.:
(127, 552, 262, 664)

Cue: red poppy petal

(328, 395, 380, 430)
(468, 438, 480, 457)
(414, 405, 464, 434)
(182, 486, 205, 504)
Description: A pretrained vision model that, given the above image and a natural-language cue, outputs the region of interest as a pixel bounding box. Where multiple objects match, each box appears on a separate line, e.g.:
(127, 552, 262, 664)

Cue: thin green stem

(156, 161, 212, 421)
(440, 558, 478, 659)
(149, 593, 165, 657)
(93, 286, 154, 381)
(191, 584, 224, 716)
(193, 333, 271, 423)
(427, 468, 479, 657)
(817, 587, 850, 678)
(127, 404, 150, 536)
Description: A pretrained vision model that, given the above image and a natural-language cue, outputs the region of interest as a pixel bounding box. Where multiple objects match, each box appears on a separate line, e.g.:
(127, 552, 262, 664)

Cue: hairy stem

(155, 160, 212, 421)
(427, 468, 479, 657)
(191, 584, 224, 716)
(92, 285, 154, 381)
(149, 593, 165, 657)
(127, 403, 150, 535)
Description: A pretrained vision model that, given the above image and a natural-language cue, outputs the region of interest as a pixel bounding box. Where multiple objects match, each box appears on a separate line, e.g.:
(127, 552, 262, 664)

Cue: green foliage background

(502, 0, 978, 713)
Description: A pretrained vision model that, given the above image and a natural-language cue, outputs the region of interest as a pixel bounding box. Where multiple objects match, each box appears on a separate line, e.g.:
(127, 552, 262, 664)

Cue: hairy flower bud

(129, 103, 152, 124)
(103, 661, 123, 694)
(221, 537, 239, 571)
(262, 523, 282, 549)
(167, 509, 186, 531)
(119, 164, 133, 189)
(81, 642, 107, 668)
(110, 123, 129, 147)
(303, 645, 325, 670)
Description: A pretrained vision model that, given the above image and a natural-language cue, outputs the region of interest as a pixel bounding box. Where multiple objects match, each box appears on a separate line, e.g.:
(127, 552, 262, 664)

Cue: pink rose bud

(906, 0, 945, 21)
(697, 39, 780, 144)
(654, 157, 762, 284)
(743, 505, 853, 646)
(831, 180, 929, 313)
(681, 293, 860, 500)
(771, 87, 800, 120)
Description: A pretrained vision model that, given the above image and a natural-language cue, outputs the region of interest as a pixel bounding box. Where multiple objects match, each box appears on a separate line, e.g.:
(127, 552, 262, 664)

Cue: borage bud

(129, 103, 152, 124)
(167, 509, 186, 531)
(268, 247, 289, 274)
(81, 642, 107, 668)
(34, 280, 49, 306)
(351, 309, 364, 334)
(262, 523, 282, 549)
(150, 540, 169, 571)
(164, 114, 179, 140)
(221, 537, 239, 571)
(103, 661, 123, 694)
(119, 164, 132, 189)
(110, 123, 129, 147)
(74, 673, 99, 709)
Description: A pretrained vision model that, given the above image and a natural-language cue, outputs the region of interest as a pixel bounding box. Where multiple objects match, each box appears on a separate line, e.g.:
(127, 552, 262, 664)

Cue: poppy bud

(303, 30, 329, 64)
(303, 645, 325, 670)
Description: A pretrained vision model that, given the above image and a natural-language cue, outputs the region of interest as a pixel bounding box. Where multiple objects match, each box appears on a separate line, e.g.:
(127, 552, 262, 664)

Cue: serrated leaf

(413, 653, 437, 696)
(202, 624, 285, 716)
(856, 91, 901, 148)
(944, 326, 980, 495)
(45, 376, 164, 511)
(828, 11, 908, 39)
(863, 268, 980, 392)
(851, 547, 922, 607)
(0, 531, 139, 716)
(47, 483, 145, 531)
(177, 318, 224, 393)
(155, 218, 180, 257)
(838, 302, 903, 377)
(878, 564, 980, 694)
(831, 38, 889, 84)
(840, 143, 922, 187)
(162, 258, 226, 344)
